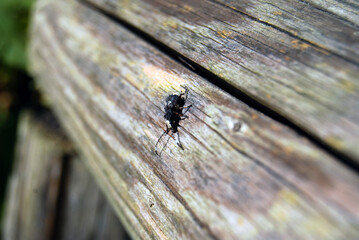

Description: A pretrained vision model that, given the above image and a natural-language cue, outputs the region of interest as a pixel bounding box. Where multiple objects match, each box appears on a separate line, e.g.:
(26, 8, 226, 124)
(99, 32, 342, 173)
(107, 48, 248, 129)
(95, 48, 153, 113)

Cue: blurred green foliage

(0, 0, 35, 69)
(0, 0, 37, 230)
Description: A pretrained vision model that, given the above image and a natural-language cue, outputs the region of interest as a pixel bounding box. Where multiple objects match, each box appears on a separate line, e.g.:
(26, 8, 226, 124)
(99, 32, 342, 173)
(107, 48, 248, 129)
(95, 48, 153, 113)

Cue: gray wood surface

(54, 154, 129, 240)
(1, 112, 129, 240)
(2, 112, 70, 240)
(87, 0, 359, 161)
(28, 0, 359, 239)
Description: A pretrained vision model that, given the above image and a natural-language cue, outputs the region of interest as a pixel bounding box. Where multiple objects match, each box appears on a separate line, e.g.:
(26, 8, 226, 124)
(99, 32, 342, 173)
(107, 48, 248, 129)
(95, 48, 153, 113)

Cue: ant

(155, 86, 192, 155)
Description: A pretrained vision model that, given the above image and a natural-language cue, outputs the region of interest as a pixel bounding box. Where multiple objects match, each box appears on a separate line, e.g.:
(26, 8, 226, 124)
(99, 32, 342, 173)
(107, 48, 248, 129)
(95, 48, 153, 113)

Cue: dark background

(0, 0, 38, 226)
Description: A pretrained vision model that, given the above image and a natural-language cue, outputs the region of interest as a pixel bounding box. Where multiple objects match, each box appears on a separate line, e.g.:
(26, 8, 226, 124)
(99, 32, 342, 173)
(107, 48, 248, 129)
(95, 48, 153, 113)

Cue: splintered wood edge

(87, 0, 359, 161)
(29, 0, 359, 239)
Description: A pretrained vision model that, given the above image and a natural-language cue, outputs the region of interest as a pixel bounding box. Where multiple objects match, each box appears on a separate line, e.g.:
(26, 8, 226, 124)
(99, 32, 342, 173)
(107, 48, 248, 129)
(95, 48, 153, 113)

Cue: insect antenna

(180, 85, 189, 99)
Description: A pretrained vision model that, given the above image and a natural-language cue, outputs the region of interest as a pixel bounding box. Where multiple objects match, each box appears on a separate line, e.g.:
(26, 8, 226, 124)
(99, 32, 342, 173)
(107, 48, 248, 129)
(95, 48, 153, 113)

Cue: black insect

(155, 86, 192, 155)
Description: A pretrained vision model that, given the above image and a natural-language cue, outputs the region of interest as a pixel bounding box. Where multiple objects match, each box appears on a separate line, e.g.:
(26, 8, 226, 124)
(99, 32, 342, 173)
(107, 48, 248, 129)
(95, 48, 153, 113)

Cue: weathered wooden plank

(2, 111, 70, 240)
(1, 111, 129, 240)
(87, 0, 359, 161)
(29, 0, 359, 239)
(201, 0, 359, 60)
(304, 0, 359, 24)
(54, 155, 129, 240)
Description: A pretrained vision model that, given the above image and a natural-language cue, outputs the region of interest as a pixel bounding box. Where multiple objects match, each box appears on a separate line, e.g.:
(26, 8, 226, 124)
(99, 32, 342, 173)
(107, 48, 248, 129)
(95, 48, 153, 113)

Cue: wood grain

(53, 154, 129, 240)
(2, 111, 70, 240)
(1, 111, 129, 240)
(29, 0, 359, 239)
(87, 0, 359, 161)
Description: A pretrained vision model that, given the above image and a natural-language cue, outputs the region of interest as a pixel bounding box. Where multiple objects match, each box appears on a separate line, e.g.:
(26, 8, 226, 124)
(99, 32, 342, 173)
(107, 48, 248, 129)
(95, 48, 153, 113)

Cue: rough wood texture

(53, 153, 130, 240)
(2, 111, 70, 240)
(87, 0, 359, 161)
(29, 0, 359, 239)
(1, 112, 129, 240)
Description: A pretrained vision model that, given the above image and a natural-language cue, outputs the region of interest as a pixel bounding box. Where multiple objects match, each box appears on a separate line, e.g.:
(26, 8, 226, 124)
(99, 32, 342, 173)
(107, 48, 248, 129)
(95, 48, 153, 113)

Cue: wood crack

(209, 0, 359, 66)
(78, 0, 359, 171)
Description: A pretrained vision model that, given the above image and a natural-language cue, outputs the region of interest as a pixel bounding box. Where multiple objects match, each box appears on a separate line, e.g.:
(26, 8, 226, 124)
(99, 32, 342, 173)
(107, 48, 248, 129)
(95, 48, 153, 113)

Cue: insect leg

(182, 104, 192, 115)
(155, 129, 167, 155)
(176, 131, 184, 150)
(172, 111, 189, 120)
(157, 134, 172, 156)
(177, 104, 192, 119)
(159, 124, 175, 140)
